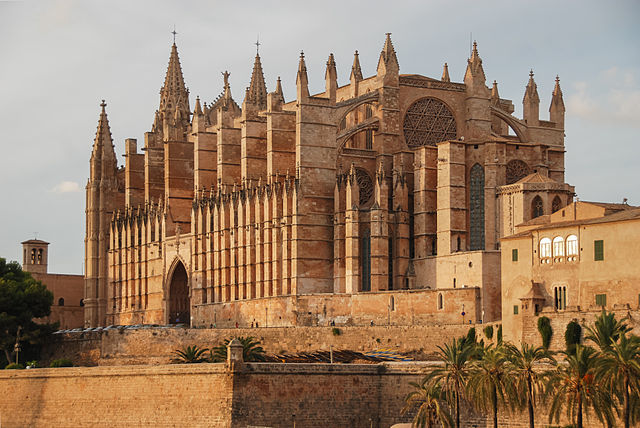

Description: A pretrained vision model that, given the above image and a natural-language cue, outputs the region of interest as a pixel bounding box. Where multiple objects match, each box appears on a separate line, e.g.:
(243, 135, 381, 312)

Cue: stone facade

(500, 201, 640, 344)
(21, 239, 84, 329)
(84, 35, 571, 328)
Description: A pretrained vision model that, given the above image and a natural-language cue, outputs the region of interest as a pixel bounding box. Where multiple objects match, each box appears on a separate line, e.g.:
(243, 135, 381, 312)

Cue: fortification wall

(0, 362, 603, 428)
(42, 323, 478, 366)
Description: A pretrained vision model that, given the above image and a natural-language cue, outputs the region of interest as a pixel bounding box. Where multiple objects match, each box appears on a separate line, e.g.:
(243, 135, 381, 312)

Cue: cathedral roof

(516, 172, 557, 184)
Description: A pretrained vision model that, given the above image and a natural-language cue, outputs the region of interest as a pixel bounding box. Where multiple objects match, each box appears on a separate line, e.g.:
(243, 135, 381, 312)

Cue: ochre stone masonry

(84, 34, 571, 330)
(0, 361, 608, 428)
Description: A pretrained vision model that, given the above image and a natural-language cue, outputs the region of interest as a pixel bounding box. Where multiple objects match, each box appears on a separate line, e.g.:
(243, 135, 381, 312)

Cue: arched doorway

(168, 261, 189, 325)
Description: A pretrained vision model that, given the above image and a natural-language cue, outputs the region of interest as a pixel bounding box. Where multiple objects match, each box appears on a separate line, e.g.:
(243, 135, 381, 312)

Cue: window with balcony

(566, 235, 578, 261)
(553, 236, 564, 261)
(539, 237, 552, 263)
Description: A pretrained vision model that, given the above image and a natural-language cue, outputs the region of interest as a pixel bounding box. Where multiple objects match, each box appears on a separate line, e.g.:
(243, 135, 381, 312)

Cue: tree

(546, 345, 615, 428)
(594, 333, 640, 428)
(537, 316, 553, 350)
(504, 342, 554, 428)
(402, 375, 454, 428)
(209, 336, 267, 362)
(427, 337, 474, 428)
(171, 345, 209, 363)
(585, 310, 630, 352)
(0, 258, 54, 366)
(565, 320, 582, 355)
(466, 344, 511, 428)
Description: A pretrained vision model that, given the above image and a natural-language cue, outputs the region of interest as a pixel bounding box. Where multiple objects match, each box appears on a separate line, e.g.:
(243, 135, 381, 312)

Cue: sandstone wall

(42, 323, 478, 367)
(0, 362, 606, 428)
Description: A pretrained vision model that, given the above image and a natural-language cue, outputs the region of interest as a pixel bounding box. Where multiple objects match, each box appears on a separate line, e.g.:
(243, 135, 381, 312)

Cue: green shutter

(513, 305, 519, 315)
(595, 294, 607, 307)
(594, 240, 604, 261)
(512, 248, 518, 262)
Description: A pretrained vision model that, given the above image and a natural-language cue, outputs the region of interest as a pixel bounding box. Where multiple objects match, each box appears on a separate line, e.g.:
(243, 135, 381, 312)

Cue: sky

(0, 0, 638, 274)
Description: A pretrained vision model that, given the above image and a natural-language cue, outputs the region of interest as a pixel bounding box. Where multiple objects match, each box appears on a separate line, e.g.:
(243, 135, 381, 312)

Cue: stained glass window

(403, 98, 457, 148)
(469, 163, 485, 250)
(506, 160, 531, 184)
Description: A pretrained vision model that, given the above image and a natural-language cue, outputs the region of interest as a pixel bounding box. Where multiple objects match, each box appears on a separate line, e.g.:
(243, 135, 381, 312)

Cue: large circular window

(403, 98, 457, 148)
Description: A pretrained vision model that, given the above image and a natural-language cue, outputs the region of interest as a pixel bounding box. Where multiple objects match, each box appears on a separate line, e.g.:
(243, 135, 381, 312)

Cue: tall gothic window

(361, 228, 371, 292)
(552, 196, 562, 213)
(532, 196, 544, 218)
(469, 163, 485, 250)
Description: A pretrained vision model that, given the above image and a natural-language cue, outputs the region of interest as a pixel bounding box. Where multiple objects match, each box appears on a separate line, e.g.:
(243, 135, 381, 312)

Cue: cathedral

(84, 34, 573, 328)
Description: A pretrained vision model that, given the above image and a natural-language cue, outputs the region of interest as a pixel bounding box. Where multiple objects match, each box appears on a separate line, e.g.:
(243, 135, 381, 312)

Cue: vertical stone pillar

(227, 338, 244, 372)
(414, 147, 438, 258)
(333, 177, 346, 293)
(345, 170, 360, 294)
(437, 141, 467, 257)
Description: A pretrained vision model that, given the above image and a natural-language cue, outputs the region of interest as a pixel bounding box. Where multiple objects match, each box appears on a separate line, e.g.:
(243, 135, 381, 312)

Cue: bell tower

(21, 239, 49, 274)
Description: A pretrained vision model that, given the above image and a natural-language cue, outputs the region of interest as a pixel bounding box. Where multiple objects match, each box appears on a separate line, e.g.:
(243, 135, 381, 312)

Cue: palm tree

(402, 376, 454, 428)
(171, 345, 209, 363)
(504, 342, 554, 428)
(428, 337, 474, 428)
(584, 310, 630, 352)
(595, 333, 640, 428)
(466, 344, 511, 428)
(547, 345, 615, 428)
(209, 336, 267, 362)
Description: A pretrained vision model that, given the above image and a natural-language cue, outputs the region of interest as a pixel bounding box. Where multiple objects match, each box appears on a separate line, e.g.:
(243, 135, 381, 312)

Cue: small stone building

(500, 201, 640, 343)
(21, 239, 84, 329)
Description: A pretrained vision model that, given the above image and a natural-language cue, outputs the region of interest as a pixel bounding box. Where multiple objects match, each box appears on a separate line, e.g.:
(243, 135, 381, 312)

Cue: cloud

(51, 181, 81, 193)
(566, 68, 640, 128)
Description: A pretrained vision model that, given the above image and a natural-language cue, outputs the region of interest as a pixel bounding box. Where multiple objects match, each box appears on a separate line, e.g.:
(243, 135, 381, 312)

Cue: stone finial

(296, 51, 310, 100)
(441, 63, 450, 82)
(350, 50, 363, 82)
(194, 96, 203, 115)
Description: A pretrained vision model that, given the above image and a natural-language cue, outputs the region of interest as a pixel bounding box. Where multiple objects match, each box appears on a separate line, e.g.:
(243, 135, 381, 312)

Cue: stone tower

(84, 101, 119, 327)
(21, 239, 49, 274)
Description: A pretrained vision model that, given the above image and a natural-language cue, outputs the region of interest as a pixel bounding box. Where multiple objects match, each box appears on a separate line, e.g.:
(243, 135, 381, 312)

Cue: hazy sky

(0, 0, 638, 274)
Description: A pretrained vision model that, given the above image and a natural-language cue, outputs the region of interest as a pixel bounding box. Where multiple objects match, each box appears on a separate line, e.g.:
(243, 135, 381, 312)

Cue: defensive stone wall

(0, 361, 604, 427)
(42, 323, 479, 366)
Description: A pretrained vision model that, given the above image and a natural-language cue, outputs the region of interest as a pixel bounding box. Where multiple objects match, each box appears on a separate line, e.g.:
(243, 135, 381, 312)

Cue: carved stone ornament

(403, 98, 457, 148)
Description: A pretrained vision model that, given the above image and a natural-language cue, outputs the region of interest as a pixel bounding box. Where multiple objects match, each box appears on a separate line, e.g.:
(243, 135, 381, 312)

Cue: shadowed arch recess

(168, 260, 189, 325)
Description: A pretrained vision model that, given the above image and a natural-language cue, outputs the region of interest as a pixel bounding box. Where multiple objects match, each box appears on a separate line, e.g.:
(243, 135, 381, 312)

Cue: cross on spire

(171, 26, 177, 44)
(255, 36, 261, 54)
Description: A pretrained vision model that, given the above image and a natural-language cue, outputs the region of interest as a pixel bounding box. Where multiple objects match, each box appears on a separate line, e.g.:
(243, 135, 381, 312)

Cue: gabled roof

(516, 172, 557, 184)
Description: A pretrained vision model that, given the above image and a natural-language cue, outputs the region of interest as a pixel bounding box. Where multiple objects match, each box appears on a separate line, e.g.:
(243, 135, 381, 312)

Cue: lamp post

(14, 326, 22, 365)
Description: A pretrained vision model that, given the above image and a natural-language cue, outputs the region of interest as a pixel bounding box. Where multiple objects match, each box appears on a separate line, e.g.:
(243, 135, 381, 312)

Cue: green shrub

(496, 324, 503, 344)
(465, 327, 476, 344)
(483, 325, 494, 340)
(49, 358, 73, 368)
(332, 327, 341, 336)
(565, 320, 582, 354)
(537, 316, 553, 349)
(171, 345, 209, 363)
(26, 360, 38, 369)
(5, 363, 24, 370)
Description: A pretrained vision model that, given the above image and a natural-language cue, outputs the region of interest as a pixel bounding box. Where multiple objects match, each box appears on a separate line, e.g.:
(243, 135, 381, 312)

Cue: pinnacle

(92, 99, 116, 163)
(441, 63, 450, 82)
(247, 51, 267, 108)
(275, 76, 283, 96)
(380, 33, 398, 65)
(350, 50, 363, 81)
(159, 42, 190, 117)
(553, 75, 563, 97)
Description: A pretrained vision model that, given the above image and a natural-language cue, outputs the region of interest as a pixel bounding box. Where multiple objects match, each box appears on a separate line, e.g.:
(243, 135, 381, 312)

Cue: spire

(377, 33, 399, 77)
(464, 41, 486, 86)
(296, 51, 309, 101)
(325, 53, 337, 103)
(523, 69, 540, 103)
(350, 50, 363, 81)
(159, 42, 190, 121)
(491, 80, 500, 105)
(523, 70, 540, 125)
(275, 76, 284, 99)
(549, 75, 565, 128)
(247, 51, 268, 108)
(92, 100, 116, 163)
(194, 96, 203, 115)
(441, 62, 450, 82)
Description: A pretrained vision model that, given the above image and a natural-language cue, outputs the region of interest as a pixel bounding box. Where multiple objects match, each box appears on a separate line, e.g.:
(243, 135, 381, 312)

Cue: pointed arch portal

(168, 261, 189, 324)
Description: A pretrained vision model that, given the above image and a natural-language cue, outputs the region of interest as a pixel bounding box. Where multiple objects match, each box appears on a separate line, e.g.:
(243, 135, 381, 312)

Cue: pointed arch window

(469, 163, 485, 250)
(532, 196, 544, 219)
(552, 196, 562, 213)
(361, 228, 371, 292)
(437, 293, 444, 310)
